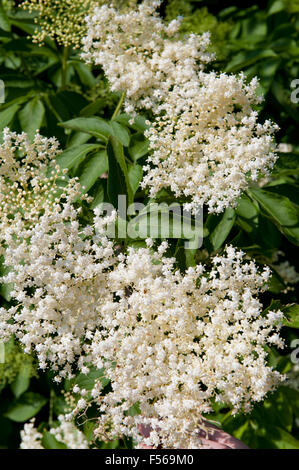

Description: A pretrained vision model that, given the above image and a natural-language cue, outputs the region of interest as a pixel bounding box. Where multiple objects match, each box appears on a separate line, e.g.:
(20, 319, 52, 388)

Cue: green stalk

(111, 91, 126, 120)
(61, 46, 69, 90)
(49, 389, 55, 426)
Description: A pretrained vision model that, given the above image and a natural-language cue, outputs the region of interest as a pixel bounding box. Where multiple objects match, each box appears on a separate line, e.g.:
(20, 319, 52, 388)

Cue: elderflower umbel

(84, 244, 284, 448)
(0, 129, 117, 380)
(82, 0, 212, 112)
(0, 128, 81, 254)
(0, 205, 117, 380)
(83, 1, 278, 213)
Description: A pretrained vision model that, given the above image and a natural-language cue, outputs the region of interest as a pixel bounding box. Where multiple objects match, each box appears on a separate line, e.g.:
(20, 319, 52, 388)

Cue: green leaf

(18, 97, 45, 139)
(268, 0, 285, 15)
(107, 136, 133, 208)
(0, 103, 20, 133)
(0, 4, 11, 32)
(236, 194, 259, 233)
(110, 121, 130, 147)
(114, 113, 149, 132)
(129, 203, 204, 242)
(90, 181, 105, 209)
(79, 99, 106, 117)
(268, 270, 285, 294)
(72, 61, 96, 88)
(74, 366, 109, 391)
(83, 421, 96, 442)
(256, 216, 282, 249)
(10, 362, 32, 399)
(275, 152, 299, 172)
(9, 19, 37, 35)
(282, 304, 299, 329)
(128, 132, 150, 161)
(249, 188, 299, 245)
(127, 402, 141, 417)
(101, 439, 121, 449)
(67, 131, 92, 147)
(209, 208, 236, 251)
(42, 432, 67, 450)
(4, 392, 47, 422)
(128, 164, 143, 195)
(77, 151, 108, 193)
(60, 117, 112, 141)
(255, 388, 294, 433)
(225, 49, 277, 73)
(56, 144, 100, 170)
(265, 184, 299, 207)
(249, 58, 280, 95)
(268, 427, 299, 449)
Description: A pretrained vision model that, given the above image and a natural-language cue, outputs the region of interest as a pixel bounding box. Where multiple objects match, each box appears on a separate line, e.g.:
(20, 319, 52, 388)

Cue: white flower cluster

(82, 0, 278, 213)
(274, 260, 299, 286)
(20, 416, 88, 449)
(0, 128, 81, 254)
(76, 243, 283, 449)
(82, 0, 211, 113)
(0, 129, 116, 381)
(271, 251, 299, 293)
(0, 129, 284, 448)
(0, 202, 117, 380)
(20, 420, 43, 449)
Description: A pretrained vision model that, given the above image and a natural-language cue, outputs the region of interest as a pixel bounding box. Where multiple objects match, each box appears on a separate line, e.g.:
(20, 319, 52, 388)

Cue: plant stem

(49, 389, 55, 426)
(61, 46, 69, 90)
(111, 91, 126, 119)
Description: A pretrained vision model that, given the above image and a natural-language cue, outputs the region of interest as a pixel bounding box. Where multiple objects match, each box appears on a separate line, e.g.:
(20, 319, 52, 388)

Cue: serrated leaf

(128, 164, 143, 195)
(68, 132, 92, 147)
(209, 208, 236, 251)
(107, 136, 133, 208)
(110, 121, 130, 147)
(77, 151, 108, 193)
(129, 203, 204, 241)
(249, 188, 299, 245)
(60, 117, 112, 141)
(56, 144, 100, 170)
